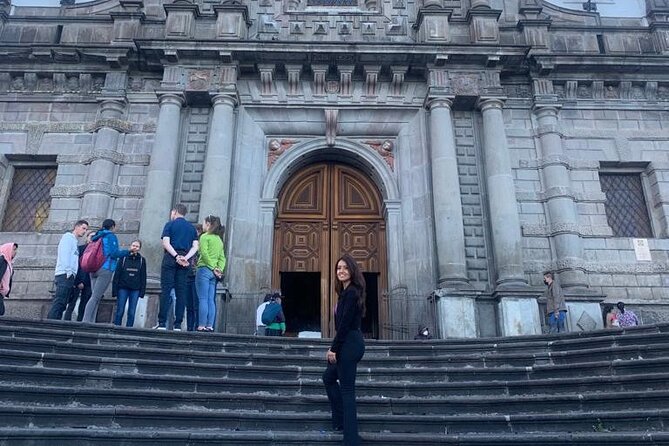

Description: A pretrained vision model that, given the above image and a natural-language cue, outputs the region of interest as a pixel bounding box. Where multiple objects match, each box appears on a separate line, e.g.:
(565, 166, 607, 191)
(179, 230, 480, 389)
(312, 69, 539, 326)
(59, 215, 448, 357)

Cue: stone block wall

(177, 107, 210, 220)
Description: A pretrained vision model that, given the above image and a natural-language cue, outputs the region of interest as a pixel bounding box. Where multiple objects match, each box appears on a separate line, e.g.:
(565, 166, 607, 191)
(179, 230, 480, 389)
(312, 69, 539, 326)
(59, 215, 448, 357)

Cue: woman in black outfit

(323, 253, 366, 445)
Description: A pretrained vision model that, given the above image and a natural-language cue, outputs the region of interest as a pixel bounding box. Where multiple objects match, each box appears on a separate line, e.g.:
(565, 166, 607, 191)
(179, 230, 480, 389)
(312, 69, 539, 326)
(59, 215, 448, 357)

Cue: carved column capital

(211, 93, 238, 108)
(477, 97, 505, 112)
(157, 92, 186, 107)
(425, 96, 453, 110)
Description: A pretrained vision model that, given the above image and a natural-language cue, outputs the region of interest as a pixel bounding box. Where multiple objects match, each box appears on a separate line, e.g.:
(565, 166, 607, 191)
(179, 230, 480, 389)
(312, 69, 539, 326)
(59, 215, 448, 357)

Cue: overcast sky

(8, 0, 648, 17)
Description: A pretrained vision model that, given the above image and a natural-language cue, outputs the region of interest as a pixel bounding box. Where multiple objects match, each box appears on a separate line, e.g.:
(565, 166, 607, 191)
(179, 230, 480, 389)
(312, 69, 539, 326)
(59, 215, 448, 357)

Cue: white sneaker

(155, 325, 167, 331)
(173, 327, 181, 332)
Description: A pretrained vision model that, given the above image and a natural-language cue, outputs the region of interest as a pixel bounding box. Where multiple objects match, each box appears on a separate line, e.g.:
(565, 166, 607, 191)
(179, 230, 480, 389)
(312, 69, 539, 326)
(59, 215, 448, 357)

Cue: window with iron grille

(599, 173, 653, 238)
(2, 167, 57, 232)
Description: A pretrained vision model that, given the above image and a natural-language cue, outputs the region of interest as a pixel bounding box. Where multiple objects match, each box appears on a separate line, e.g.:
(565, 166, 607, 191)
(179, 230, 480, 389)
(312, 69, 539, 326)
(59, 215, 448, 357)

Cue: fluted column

(81, 98, 126, 226)
(478, 98, 526, 287)
(138, 92, 185, 276)
(198, 93, 237, 223)
(427, 97, 469, 288)
(534, 104, 587, 287)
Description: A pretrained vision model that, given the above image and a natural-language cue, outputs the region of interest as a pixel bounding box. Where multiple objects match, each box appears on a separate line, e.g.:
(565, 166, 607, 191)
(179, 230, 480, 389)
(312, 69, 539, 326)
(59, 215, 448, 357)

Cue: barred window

(2, 167, 57, 232)
(599, 173, 653, 238)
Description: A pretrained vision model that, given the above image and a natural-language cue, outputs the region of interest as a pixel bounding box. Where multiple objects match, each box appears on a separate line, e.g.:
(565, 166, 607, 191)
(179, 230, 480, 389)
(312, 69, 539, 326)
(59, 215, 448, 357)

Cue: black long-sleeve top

(330, 285, 363, 354)
(111, 252, 147, 297)
(0, 257, 12, 298)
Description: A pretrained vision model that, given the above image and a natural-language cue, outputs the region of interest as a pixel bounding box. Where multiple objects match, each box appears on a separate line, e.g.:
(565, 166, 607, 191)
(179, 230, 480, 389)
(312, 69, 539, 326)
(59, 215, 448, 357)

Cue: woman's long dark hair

(335, 253, 366, 317)
(204, 215, 225, 241)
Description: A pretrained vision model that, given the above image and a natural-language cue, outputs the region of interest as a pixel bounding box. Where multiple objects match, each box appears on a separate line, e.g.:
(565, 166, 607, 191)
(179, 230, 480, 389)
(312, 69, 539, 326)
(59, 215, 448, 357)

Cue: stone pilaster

(198, 93, 238, 225)
(478, 97, 526, 287)
(517, 0, 551, 51)
(383, 200, 405, 291)
(138, 92, 185, 277)
(110, 0, 145, 45)
(426, 97, 470, 288)
(80, 98, 127, 227)
(213, 3, 250, 39)
(164, 0, 199, 39)
(414, 8, 451, 43)
(532, 84, 587, 288)
(0, 0, 8, 37)
(647, 0, 669, 54)
(467, 2, 501, 44)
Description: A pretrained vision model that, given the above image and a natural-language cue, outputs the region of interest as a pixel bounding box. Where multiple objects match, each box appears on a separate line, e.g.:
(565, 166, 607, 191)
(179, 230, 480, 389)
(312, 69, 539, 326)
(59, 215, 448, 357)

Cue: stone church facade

(1, 0, 668, 338)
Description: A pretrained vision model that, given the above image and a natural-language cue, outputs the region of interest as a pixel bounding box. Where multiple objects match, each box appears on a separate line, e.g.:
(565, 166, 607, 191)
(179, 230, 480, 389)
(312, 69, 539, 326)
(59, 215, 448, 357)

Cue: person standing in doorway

(543, 271, 567, 334)
(196, 215, 226, 332)
(82, 219, 129, 323)
(0, 242, 18, 316)
(64, 231, 93, 321)
(47, 220, 89, 320)
(157, 204, 198, 331)
(112, 240, 147, 327)
(323, 253, 366, 446)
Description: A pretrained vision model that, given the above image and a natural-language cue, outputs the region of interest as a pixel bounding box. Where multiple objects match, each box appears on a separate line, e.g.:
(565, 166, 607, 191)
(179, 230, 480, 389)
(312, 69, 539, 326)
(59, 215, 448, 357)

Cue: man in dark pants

(47, 220, 89, 320)
(156, 204, 198, 331)
(64, 232, 93, 321)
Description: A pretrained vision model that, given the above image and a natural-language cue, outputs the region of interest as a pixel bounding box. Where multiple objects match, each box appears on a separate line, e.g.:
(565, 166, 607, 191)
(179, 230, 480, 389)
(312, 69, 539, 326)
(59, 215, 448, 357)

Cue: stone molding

(41, 220, 140, 233)
(87, 118, 133, 134)
(362, 140, 395, 170)
(525, 258, 669, 275)
(522, 223, 613, 237)
(50, 183, 145, 198)
(57, 150, 149, 166)
(516, 188, 606, 203)
(518, 155, 599, 171)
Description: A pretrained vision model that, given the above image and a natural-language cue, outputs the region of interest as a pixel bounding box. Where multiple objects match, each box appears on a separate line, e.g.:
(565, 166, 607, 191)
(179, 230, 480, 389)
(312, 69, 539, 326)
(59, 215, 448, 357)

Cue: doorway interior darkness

(281, 272, 321, 335)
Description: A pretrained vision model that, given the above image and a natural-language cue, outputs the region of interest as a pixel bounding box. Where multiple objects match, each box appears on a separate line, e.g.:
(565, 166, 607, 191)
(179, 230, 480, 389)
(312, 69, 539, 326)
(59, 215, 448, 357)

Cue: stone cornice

(50, 183, 145, 198)
(521, 223, 613, 237)
(41, 220, 139, 233)
(88, 118, 133, 134)
(57, 150, 149, 165)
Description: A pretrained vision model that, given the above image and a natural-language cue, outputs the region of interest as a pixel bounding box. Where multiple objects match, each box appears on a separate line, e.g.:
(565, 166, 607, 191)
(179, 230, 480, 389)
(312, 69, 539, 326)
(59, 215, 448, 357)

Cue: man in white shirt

(47, 220, 88, 320)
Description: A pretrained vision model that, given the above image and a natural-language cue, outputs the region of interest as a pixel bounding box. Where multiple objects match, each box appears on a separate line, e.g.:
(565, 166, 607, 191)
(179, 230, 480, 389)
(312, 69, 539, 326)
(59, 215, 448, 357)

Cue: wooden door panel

(279, 164, 328, 220)
(333, 165, 382, 220)
(275, 221, 324, 272)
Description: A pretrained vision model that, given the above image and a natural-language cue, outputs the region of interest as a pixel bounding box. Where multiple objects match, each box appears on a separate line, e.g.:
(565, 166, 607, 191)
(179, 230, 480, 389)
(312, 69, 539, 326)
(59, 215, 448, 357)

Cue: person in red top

(323, 253, 365, 446)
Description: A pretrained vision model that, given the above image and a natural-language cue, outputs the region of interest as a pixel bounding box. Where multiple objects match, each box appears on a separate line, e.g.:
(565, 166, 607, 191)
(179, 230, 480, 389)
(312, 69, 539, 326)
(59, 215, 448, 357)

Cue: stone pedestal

(565, 301, 604, 332)
(497, 293, 541, 336)
(433, 289, 477, 338)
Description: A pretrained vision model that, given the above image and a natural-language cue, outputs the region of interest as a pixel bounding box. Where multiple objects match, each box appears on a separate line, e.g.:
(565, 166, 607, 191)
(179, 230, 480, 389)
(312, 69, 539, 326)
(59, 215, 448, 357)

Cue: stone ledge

(522, 223, 612, 237)
(57, 150, 149, 165)
(50, 183, 145, 198)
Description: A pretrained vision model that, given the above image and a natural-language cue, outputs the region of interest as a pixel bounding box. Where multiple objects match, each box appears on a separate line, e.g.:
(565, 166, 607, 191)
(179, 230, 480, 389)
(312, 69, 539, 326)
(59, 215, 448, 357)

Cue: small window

(599, 173, 653, 238)
(2, 166, 57, 232)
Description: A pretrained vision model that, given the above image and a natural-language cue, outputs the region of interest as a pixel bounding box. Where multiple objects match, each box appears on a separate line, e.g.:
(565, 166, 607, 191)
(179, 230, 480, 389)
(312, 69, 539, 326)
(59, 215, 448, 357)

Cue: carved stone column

(533, 88, 587, 288)
(647, 0, 669, 54)
(426, 97, 469, 288)
(478, 98, 526, 287)
(138, 92, 185, 277)
(80, 98, 127, 226)
(198, 93, 237, 224)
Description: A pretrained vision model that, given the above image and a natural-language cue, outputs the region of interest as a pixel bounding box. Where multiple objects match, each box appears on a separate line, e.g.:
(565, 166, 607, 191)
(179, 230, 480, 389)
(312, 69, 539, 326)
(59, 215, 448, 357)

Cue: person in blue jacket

(82, 219, 129, 323)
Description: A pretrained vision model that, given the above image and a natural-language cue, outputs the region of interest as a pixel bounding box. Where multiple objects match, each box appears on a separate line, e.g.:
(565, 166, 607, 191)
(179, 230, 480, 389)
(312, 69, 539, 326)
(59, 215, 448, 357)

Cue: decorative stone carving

(164, 0, 200, 39)
(592, 81, 604, 99)
(390, 66, 407, 97)
(324, 109, 338, 147)
(57, 151, 149, 165)
(214, 3, 250, 39)
(620, 81, 632, 99)
(290, 21, 304, 34)
(364, 140, 395, 170)
(326, 80, 339, 94)
(50, 184, 145, 198)
(362, 22, 375, 35)
(646, 81, 658, 100)
(386, 16, 406, 35)
(258, 64, 275, 96)
(565, 81, 577, 99)
(576, 83, 591, 99)
(521, 223, 613, 238)
(339, 66, 353, 96)
(87, 118, 133, 134)
(312, 65, 327, 96)
(186, 69, 211, 91)
(364, 66, 380, 97)
(364, 0, 377, 11)
(267, 138, 297, 168)
(450, 73, 481, 96)
(338, 22, 351, 35)
(285, 65, 302, 96)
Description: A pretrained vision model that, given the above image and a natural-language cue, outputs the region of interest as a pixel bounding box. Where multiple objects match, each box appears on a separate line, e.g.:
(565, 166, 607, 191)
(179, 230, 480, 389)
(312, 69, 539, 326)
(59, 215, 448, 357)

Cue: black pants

(185, 278, 198, 331)
(47, 274, 75, 320)
(64, 284, 92, 322)
(323, 329, 365, 445)
(158, 253, 188, 328)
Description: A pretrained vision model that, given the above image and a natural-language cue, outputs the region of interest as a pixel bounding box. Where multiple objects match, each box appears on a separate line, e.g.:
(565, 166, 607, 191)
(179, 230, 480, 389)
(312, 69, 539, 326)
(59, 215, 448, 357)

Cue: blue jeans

(114, 288, 140, 327)
(548, 310, 567, 333)
(47, 274, 75, 320)
(158, 253, 188, 328)
(196, 267, 216, 328)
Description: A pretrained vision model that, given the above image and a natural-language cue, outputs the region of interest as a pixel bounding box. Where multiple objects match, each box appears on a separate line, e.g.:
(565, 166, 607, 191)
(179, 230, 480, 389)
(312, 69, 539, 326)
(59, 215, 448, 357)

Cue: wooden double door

(272, 162, 388, 338)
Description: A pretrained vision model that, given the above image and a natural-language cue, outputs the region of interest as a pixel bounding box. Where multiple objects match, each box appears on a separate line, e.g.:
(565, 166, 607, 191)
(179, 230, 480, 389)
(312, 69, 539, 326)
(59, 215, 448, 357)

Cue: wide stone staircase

(1, 317, 669, 445)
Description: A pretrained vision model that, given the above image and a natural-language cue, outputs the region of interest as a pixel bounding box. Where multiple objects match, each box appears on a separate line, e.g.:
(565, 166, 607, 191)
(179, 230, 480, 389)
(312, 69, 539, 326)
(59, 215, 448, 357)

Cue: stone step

(0, 405, 667, 434)
(2, 330, 669, 370)
(1, 428, 667, 445)
(2, 363, 668, 399)
(3, 345, 669, 384)
(3, 383, 668, 416)
(2, 317, 667, 357)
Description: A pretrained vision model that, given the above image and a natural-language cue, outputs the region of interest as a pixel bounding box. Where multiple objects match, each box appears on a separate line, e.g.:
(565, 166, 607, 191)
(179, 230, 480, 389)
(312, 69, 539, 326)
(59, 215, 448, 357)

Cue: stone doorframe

(259, 137, 405, 302)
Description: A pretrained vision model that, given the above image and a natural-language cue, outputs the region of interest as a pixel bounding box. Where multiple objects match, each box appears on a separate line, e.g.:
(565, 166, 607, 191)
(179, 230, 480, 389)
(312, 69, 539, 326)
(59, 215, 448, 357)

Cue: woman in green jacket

(196, 215, 226, 331)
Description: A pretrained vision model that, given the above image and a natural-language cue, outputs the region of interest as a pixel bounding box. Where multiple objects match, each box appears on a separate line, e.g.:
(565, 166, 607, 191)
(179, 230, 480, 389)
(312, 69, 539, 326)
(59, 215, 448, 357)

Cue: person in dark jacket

(112, 239, 147, 327)
(323, 253, 366, 446)
(185, 223, 203, 331)
(0, 242, 18, 316)
(64, 232, 93, 322)
(264, 293, 286, 336)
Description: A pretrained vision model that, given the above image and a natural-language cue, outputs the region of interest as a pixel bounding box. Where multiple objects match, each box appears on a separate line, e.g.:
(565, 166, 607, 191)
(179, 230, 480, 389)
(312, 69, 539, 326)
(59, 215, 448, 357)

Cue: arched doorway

(272, 162, 388, 338)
